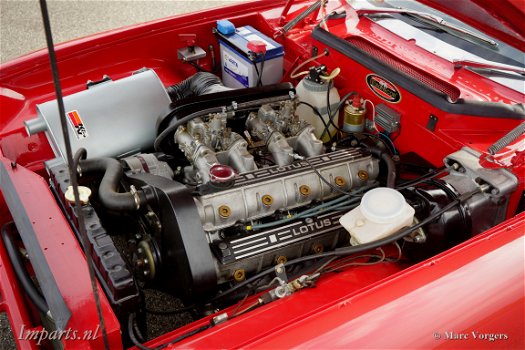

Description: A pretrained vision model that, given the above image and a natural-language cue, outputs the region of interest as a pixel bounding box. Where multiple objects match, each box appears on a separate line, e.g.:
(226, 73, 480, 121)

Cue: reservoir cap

(217, 20, 236, 35)
(360, 187, 407, 224)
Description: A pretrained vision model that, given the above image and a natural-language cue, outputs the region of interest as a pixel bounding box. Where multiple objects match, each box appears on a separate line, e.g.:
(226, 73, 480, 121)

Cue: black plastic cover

(127, 173, 217, 301)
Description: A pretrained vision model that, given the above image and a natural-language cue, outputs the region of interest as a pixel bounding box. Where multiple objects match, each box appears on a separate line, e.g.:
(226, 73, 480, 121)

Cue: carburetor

(175, 100, 324, 185)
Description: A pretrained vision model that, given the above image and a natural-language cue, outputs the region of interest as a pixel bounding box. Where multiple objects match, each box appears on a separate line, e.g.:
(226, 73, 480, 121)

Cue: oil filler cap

(64, 185, 92, 205)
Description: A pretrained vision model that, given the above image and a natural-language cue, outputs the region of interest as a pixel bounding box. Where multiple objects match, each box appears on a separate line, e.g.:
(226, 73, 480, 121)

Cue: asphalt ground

(0, 0, 242, 63)
(0, 1, 241, 349)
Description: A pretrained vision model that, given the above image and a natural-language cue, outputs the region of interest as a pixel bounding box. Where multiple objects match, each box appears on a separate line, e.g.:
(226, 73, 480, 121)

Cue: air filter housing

(25, 69, 172, 161)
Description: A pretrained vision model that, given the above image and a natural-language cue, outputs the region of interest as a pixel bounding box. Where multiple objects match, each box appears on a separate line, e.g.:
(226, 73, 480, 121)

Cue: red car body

(0, 1, 523, 349)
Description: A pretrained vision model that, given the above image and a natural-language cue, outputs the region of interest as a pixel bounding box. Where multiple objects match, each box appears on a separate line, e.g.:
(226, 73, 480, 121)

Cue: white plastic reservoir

(339, 187, 415, 245)
(295, 78, 340, 142)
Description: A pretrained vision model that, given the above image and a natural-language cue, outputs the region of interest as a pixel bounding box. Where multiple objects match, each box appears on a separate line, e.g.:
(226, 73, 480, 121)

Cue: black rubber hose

(368, 147, 396, 188)
(298, 101, 332, 141)
(72, 147, 87, 177)
(79, 158, 146, 211)
(165, 72, 225, 101)
(212, 187, 481, 302)
(128, 313, 151, 350)
(128, 313, 212, 350)
(154, 106, 225, 152)
(1, 222, 50, 315)
(381, 152, 396, 188)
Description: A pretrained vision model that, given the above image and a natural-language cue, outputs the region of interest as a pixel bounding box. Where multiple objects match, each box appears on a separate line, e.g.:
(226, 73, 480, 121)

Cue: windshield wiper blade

(356, 7, 498, 48)
(453, 59, 525, 75)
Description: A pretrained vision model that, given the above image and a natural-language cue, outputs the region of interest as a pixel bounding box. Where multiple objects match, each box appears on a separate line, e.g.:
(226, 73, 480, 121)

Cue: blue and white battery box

(217, 24, 284, 89)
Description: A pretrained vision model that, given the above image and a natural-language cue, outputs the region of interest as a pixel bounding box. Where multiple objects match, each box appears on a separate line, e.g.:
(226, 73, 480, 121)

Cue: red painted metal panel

(142, 213, 524, 349)
(0, 1, 523, 349)
(0, 211, 39, 350)
(0, 153, 122, 349)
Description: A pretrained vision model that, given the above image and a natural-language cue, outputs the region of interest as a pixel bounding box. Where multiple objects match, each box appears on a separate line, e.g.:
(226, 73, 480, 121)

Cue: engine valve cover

(195, 148, 379, 232)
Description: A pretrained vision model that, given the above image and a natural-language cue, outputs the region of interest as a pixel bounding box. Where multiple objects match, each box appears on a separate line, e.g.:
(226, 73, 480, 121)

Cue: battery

(217, 25, 284, 89)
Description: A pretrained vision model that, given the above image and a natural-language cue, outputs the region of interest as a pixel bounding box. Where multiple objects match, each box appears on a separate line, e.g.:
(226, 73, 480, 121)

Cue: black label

(366, 74, 401, 103)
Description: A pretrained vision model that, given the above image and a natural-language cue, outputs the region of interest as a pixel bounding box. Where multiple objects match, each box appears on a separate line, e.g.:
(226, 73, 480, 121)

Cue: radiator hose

(79, 157, 147, 211)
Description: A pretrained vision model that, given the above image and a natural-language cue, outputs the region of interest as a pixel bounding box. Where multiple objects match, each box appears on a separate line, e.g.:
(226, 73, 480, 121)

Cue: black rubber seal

(312, 27, 525, 120)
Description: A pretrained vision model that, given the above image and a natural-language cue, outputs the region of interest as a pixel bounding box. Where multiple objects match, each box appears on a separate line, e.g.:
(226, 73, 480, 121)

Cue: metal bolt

(276, 255, 287, 264)
(275, 286, 287, 298)
(233, 269, 246, 282)
(335, 176, 347, 187)
(414, 235, 426, 243)
(218, 242, 228, 250)
(357, 170, 369, 181)
(312, 243, 324, 254)
(299, 185, 311, 196)
(262, 195, 273, 206)
(218, 205, 232, 218)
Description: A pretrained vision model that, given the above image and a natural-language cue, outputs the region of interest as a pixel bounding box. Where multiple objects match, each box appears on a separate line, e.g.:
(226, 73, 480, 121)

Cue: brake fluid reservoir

(295, 78, 340, 142)
(339, 188, 415, 245)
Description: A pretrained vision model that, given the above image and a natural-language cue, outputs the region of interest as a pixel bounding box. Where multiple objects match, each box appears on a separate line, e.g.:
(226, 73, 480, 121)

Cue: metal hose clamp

(129, 185, 141, 210)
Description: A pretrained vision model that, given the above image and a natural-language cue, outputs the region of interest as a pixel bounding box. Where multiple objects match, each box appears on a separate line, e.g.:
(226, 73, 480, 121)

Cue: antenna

(38, 1, 110, 348)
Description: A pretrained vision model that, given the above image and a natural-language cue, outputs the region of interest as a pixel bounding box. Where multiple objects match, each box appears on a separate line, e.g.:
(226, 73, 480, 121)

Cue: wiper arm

(356, 7, 498, 48)
(277, 0, 322, 36)
(453, 59, 525, 76)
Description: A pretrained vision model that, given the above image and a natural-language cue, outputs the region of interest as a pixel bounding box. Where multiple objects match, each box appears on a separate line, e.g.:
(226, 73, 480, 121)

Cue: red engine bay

(0, 1, 523, 349)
